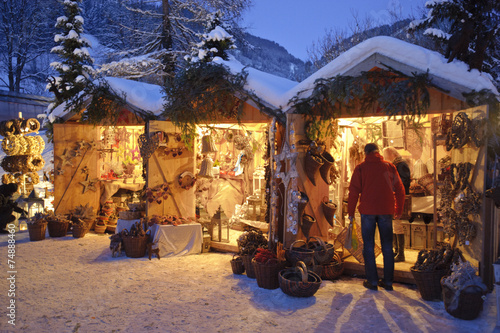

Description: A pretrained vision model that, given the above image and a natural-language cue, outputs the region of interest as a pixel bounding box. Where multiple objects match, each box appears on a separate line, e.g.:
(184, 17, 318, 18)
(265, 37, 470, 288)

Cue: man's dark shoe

(378, 280, 394, 291)
(363, 280, 378, 291)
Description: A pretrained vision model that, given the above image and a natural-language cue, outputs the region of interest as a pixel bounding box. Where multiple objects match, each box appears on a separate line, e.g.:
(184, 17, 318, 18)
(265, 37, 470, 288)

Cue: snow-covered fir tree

(409, 0, 499, 75)
(187, 11, 236, 63)
(48, 0, 93, 105)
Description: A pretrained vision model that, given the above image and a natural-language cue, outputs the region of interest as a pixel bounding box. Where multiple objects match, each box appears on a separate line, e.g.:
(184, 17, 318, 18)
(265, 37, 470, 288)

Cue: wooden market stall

(269, 37, 499, 286)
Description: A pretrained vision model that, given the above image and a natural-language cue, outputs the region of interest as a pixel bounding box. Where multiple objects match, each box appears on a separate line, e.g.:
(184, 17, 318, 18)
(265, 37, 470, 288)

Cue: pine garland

(290, 67, 432, 122)
(164, 61, 248, 148)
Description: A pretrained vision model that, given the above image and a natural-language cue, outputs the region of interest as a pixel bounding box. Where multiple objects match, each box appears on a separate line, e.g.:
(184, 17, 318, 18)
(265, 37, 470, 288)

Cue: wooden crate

(411, 222, 427, 250)
(401, 221, 412, 249)
(426, 224, 445, 248)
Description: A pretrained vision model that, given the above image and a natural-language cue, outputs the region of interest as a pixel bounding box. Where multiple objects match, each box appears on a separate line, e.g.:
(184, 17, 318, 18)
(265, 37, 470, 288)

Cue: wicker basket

(241, 254, 256, 278)
(72, 224, 87, 238)
(321, 261, 344, 280)
(94, 224, 107, 234)
(253, 259, 286, 290)
(28, 223, 47, 241)
(322, 197, 337, 227)
(231, 255, 245, 275)
(122, 236, 148, 258)
(410, 267, 448, 301)
(279, 262, 322, 297)
(47, 220, 69, 237)
(307, 237, 335, 265)
(285, 240, 315, 266)
(441, 278, 486, 320)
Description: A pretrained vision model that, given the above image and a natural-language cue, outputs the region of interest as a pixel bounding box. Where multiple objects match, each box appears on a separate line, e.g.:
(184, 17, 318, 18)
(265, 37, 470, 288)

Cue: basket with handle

(230, 254, 245, 275)
(307, 236, 335, 265)
(321, 251, 344, 280)
(285, 240, 315, 266)
(279, 261, 322, 297)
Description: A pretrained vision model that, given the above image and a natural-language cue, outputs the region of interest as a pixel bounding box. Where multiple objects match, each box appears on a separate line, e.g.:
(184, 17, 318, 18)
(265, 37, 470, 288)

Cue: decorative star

(86, 140, 98, 151)
(75, 140, 87, 151)
(57, 149, 74, 167)
(116, 127, 131, 143)
(55, 167, 64, 176)
(80, 175, 99, 194)
(131, 147, 141, 162)
(81, 166, 89, 175)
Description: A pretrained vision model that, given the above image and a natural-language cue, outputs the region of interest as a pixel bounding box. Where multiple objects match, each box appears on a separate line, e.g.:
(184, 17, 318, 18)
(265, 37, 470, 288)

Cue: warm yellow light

(19, 221, 28, 231)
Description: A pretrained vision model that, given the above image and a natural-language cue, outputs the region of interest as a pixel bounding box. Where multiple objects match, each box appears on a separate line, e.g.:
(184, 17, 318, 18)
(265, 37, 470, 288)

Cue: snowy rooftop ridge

(49, 76, 165, 121)
(49, 36, 498, 121)
(280, 36, 499, 109)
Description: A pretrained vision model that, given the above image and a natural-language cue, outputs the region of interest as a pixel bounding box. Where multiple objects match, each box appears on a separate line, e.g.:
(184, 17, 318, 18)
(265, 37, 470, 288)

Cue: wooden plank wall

(146, 121, 196, 218)
(284, 114, 330, 246)
(53, 123, 101, 215)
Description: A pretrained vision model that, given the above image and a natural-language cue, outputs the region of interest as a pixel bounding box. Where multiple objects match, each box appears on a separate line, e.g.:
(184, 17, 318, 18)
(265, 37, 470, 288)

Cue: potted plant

(252, 248, 286, 289)
(69, 203, 96, 237)
(236, 229, 268, 279)
(46, 212, 70, 237)
(27, 213, 47, 241)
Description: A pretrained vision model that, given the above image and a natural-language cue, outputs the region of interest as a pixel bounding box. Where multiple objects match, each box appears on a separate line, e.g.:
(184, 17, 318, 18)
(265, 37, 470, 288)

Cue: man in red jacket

(348, 143, 406, 291)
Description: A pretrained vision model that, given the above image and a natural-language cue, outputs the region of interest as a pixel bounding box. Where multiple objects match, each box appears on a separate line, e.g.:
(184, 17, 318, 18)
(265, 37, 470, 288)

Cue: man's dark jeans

(360, 214, 394, 286)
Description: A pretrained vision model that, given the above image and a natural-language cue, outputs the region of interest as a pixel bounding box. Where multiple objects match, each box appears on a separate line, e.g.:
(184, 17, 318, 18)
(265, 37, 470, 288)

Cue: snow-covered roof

(50, 36, 498, 122)
(50, 76, 164, 121)
(279, 36, 498, 109)
(214, 56, 298, 110)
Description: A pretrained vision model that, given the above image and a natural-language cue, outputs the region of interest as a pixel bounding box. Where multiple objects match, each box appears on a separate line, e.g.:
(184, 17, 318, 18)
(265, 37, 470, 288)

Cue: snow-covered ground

(1, 230, 499, 333)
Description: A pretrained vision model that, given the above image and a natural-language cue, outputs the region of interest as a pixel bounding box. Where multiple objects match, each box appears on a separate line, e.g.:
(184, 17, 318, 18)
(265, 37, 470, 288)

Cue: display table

(149, 223, 202, 257)
(115, 219, 142, 234)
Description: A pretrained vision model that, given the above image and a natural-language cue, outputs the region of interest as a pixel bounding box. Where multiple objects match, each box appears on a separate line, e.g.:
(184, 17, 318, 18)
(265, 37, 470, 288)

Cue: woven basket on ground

(279, 262, 322, 297)
(441, 278, 486, 320)
(241, 254, 256, 278)
(253, 259, 286, 290)
(321, 252, 344, 280)
(72, 224, 87, 238)
(122, 235, 148, 258)
(47, 220, 69, 237)
(28, 223, 47, 241)
(410, 267, 448, 301)
(94, 224, 107, 234)
(231, 255, 245, 275)
(307, 236, 335, 265)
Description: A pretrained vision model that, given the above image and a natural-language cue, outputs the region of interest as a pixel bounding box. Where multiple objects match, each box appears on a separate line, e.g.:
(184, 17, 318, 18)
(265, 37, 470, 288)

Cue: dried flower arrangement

(237, 229, 268, 256)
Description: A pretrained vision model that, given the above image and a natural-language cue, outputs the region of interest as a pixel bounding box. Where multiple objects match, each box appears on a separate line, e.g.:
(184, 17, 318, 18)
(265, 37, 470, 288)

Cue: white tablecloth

(411, 196, 434, 214)
(115, 219, 142, 234)
(150, 223, 202, 257)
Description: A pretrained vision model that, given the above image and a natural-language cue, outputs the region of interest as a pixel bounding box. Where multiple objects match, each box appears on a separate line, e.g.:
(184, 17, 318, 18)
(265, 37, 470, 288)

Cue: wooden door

(53, 124, 100, 215)
(146, 121, 196, 218)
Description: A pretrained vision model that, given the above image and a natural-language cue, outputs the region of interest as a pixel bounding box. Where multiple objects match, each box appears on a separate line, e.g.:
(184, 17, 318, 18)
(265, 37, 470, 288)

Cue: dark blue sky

(242, 0, 425, 60)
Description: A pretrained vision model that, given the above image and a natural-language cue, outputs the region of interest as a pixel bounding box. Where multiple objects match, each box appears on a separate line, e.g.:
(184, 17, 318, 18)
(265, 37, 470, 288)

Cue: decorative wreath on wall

(178, 171, 196, 190)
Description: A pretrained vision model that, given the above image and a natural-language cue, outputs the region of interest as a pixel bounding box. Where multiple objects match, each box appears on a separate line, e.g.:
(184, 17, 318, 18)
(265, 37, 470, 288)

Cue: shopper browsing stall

(347, 143, 406, 291)
(383, 146, 411, 262)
